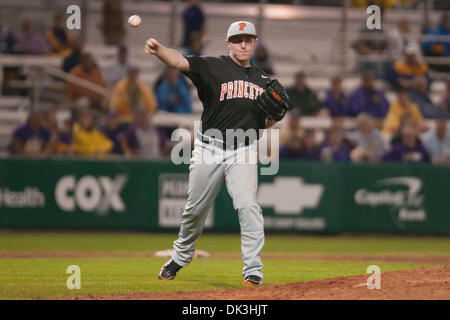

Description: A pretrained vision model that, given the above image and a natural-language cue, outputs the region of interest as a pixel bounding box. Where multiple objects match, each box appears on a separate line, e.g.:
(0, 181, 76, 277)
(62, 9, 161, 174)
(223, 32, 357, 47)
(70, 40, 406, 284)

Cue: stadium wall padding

(0, 158, 449, 234)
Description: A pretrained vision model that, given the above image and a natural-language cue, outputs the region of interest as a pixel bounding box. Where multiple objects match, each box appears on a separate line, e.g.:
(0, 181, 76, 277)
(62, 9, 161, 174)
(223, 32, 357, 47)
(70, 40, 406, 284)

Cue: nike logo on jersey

(219, 80, 264, 102)
(261, 75, 269, 78)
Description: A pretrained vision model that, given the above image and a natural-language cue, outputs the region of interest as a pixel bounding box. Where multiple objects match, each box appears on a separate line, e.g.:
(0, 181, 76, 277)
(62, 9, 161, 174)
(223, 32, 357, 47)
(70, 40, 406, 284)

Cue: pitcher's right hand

(145, 38, 160, 55)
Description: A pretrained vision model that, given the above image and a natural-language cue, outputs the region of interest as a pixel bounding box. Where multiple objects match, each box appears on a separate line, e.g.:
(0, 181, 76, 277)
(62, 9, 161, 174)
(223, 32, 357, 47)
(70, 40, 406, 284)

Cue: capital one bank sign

(354, 177, 426, 221)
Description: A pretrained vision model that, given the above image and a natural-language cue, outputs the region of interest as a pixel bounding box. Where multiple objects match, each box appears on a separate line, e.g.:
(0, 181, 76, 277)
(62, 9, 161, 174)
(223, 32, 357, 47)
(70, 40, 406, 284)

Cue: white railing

(0, 54, 109, 106)
(44, 65, 109, 97)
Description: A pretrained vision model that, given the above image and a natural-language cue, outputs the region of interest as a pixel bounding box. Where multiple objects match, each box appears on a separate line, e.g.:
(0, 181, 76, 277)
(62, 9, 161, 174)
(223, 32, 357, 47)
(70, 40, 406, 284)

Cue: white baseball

(128, 15, 142, 27)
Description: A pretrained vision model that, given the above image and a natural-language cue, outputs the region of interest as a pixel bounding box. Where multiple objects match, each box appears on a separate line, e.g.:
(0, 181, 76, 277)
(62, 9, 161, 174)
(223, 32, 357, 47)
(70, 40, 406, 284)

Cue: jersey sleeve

(182, 56, 211, 83)
(182, 56, 215, 106)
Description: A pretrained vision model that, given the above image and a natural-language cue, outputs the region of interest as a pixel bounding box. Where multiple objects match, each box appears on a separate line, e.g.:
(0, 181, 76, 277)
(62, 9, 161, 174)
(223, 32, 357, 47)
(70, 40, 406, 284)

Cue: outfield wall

(0, 157, 449, 235)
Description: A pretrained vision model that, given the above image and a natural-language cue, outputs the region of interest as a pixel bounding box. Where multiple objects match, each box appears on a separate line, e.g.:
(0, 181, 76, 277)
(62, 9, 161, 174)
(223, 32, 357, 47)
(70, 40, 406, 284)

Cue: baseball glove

(255, 79, 292, 122)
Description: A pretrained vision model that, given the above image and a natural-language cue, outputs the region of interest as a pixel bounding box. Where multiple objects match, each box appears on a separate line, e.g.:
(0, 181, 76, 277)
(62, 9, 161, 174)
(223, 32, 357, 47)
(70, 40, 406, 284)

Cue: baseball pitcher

(145, 21, 291, 285)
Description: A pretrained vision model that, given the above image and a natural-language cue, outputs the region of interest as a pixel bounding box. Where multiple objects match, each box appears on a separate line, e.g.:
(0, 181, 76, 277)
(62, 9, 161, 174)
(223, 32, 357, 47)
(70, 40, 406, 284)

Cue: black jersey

(182, 55, 269, 139)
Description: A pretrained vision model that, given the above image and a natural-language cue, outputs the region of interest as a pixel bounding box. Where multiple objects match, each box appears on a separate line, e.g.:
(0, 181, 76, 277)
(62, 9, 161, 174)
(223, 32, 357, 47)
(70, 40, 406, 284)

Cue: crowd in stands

(2, 4, 450, 166)
(274, 6, 450, 165)
(8, 105, 169, 160)
(277, 73, 450, 164)
(278, 107, 450, 164)
(354, 11, 450, 78)
(275, 10, 450, 165)
(1, 10, 193, 160)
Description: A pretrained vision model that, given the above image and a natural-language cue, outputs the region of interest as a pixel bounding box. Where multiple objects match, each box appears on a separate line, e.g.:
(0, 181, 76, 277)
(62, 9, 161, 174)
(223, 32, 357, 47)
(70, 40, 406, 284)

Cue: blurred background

(0, 0, 449, 235)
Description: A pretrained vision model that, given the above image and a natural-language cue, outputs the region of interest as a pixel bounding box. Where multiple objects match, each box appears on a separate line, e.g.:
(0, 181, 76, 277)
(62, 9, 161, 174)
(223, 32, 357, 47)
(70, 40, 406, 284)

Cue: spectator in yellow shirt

(72, 108, 113, 156)
(386, 43, 430, 90)
(111, 66, 157, 122)
(382, 88, 429, 135)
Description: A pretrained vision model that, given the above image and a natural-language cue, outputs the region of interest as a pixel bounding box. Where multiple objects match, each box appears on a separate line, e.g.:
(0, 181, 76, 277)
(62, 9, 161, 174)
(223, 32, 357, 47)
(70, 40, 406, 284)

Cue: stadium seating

(0, 1, 448, 154)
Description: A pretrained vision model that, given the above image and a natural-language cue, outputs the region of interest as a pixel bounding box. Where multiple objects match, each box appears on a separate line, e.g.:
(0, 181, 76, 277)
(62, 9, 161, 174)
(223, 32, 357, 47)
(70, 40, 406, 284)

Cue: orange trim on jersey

(254, 85, 260, 98)
(220, 83, 227, 101)
(238, 80, 244, 98)
(233, 80, 238, 98)
(227, 81, 233, 99)
(249, 83, 254, 99)
(244, 81, 249, 98)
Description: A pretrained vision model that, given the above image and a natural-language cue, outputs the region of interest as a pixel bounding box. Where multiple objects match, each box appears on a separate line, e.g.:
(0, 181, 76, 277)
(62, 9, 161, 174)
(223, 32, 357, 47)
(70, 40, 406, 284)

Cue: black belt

(196, 131, 253, 150)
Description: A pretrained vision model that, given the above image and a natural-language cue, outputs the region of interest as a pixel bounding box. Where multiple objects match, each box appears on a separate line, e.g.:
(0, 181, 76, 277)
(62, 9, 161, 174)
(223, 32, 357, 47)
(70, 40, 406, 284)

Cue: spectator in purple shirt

(182, 0, 206, 48)
(382, 126, 431, 163)
(346, 71, 389, 119)
(101, 111, 129, 155)
(279, 134, 303, 160)
(320, 125, 352, 163)
(9, 111, 52, 156)
(321, 75, 347, 117)
(15, 17, 50, 55)
(298, 129, 320, 161)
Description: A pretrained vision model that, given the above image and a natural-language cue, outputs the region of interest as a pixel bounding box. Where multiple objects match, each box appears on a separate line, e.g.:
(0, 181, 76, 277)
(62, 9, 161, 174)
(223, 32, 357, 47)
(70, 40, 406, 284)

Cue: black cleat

(158, 260, 182, 280)
(243, 275, 263, 285)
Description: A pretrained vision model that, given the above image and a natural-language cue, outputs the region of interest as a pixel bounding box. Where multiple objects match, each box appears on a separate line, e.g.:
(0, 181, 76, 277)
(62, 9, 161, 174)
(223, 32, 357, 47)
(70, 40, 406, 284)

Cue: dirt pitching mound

(66, 265, 449, 300)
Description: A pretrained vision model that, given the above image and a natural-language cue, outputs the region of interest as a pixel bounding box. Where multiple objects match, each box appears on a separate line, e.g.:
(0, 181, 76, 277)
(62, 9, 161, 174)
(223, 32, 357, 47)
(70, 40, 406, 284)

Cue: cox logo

(55, 175, 128, 215)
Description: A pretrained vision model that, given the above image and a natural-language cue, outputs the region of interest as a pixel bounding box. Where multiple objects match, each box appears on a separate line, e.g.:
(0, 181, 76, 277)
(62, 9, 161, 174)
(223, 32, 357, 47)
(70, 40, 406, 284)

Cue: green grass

(0, 232, 448, 299)
(0, 232, 449, 255)
(0, 257, 429, 300)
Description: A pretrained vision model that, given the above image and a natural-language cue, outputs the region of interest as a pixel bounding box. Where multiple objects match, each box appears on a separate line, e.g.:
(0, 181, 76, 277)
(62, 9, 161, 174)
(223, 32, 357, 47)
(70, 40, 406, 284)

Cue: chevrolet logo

(257, 177, 324, 215)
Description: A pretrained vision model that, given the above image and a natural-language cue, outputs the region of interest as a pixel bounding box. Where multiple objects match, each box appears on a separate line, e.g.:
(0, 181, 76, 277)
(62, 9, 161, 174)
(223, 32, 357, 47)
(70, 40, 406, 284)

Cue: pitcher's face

(226, 35, 258, 63)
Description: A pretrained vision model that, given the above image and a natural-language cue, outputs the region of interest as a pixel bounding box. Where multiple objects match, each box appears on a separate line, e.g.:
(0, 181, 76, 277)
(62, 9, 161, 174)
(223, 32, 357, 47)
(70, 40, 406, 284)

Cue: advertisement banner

(0, 158, 449, 234)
